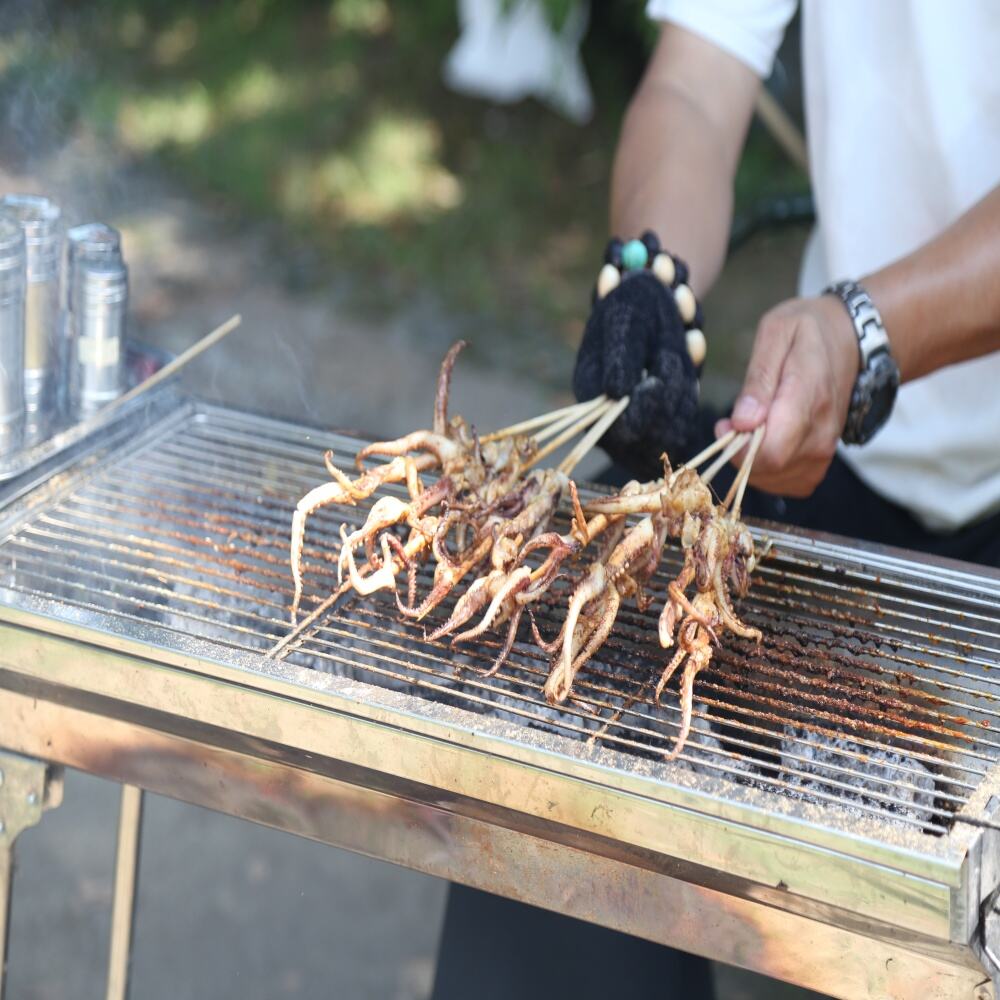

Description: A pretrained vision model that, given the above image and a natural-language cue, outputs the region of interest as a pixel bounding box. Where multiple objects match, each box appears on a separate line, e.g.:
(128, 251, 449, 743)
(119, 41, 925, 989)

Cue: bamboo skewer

(725, 424, 766, 518)
(525, 396, 620, 471)
(100, 314, 242, 418)
(700, 432, 751, 485)
(679, 429, 739, 474)
(479, 395, 607, 443)
(533, 394, 608, 443)
(558, 395, 630, 476)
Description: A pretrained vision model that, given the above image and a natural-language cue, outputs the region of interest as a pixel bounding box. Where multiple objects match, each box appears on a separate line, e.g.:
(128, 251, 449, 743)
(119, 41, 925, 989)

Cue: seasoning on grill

(70, 254, 128, 419)
(0, 194, 61, 447)
(0, 218, 26, 457)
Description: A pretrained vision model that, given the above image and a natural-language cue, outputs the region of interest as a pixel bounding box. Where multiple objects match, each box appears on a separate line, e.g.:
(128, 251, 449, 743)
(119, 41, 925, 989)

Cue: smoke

(0, 1, 70, 165)
(0, 0, 121, 224)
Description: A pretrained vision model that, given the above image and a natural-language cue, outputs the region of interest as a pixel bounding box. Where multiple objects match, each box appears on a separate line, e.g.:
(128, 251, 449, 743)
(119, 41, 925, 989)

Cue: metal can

(0, 218, 26, 456)
(62, 223, 122, 415)
(63, 222, 121, 309)
(71, 255, 128, 418)
(0, 194, 61, 445)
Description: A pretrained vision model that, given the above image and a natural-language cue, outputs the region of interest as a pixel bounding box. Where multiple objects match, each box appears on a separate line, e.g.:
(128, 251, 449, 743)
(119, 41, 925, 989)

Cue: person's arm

(719, 183, 1000, 496)
(611, 24, 761, 297)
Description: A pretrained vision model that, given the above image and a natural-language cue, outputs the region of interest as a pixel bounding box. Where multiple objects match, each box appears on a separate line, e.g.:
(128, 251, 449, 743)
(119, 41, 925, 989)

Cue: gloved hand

(573, 232, 705, 481)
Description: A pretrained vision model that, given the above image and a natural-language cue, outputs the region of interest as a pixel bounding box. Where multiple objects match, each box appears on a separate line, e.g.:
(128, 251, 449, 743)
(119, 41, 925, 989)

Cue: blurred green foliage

(0, 0, 805, 342)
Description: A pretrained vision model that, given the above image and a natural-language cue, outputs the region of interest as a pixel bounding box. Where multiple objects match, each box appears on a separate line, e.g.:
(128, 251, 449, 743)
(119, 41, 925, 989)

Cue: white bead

(674, 282, 696, 323)
(596, 263, 620, 300)
(651, 252, 675, 286)
(686, 328, 707, 366)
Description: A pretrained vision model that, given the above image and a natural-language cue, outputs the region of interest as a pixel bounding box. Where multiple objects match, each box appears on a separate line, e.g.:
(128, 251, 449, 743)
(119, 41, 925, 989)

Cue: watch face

(857, 353, 900, 444)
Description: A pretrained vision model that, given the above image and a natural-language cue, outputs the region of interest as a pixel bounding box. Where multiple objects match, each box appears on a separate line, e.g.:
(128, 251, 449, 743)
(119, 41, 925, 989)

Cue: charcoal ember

(674, 704, 757, 778)
(779, 725, 936, 825)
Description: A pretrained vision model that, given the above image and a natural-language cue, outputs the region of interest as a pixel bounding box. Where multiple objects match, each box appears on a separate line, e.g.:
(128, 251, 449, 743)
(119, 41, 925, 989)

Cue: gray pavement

(8, 772, 443, 1000)
(0, 142, 823, 999)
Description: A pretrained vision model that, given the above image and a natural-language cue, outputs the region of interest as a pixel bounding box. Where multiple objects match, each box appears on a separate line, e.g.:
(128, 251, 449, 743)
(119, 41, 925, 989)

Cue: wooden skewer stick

(534, 395, 609, 443)
(726, 424, 766, 518)
(558, 395, 630, 476)
(479, 395, 607, 443)
(271, 579, 351, 656)
(99, 314, 242, 419)
(525, 396, 619, 471)
(680, 428, 739, 473)
(700, 432, 750, 485)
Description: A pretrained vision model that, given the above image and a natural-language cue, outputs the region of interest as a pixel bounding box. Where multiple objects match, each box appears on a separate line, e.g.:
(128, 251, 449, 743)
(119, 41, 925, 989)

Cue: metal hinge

(0, 751, 63, 847)
(0, 750, 64, 1000)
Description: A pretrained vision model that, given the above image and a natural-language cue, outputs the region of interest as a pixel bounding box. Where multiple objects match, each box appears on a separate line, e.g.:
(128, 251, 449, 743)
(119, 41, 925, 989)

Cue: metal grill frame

(1, 394, 1000, 1000)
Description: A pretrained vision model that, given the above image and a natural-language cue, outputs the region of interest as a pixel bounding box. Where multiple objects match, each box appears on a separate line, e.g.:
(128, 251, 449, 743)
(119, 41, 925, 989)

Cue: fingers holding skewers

(714, 295, 856, 496)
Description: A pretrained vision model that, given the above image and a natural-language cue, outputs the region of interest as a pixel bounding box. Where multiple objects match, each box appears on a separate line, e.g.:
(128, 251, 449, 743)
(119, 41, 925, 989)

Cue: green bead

(621, 238, 648, 271)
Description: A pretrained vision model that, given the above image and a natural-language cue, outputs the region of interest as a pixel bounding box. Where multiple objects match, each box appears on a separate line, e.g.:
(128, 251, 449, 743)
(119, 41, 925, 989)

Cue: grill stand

(107, 784, 143, 1000)
(0, 751, 63, 1000)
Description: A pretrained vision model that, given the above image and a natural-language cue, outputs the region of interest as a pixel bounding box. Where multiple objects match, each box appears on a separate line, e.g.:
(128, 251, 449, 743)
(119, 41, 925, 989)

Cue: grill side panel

(0, 679, 986, 1000)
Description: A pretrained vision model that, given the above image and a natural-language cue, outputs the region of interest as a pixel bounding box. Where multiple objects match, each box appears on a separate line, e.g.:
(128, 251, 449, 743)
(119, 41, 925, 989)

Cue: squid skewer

(337, 390, 626, 619)
(293, 338, 625, 623)
(546, 427, 767, 750)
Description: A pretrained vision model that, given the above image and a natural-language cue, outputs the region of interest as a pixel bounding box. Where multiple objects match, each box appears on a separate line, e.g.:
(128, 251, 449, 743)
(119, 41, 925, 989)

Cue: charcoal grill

(1, 392, 1000, 1000)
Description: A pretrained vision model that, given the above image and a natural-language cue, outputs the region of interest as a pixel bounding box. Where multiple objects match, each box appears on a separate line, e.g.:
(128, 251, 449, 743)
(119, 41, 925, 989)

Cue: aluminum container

(70, 255, 127, 418)
(0, 194, 61, 445)
(61, 223, 123, 416)
(0, 218, 25, 456)
(63, 222, 121, 309)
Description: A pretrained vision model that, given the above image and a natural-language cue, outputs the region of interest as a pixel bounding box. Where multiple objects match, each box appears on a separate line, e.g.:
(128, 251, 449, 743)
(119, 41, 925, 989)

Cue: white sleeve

(646, 0, 797, 78)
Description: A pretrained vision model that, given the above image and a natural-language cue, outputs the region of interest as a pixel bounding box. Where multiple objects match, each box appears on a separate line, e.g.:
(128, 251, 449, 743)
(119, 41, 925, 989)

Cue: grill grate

(2, 405, 999, 837)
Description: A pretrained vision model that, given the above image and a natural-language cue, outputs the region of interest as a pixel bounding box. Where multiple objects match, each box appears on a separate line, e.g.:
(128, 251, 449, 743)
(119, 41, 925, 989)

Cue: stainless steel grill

(4, 401, 997, 831)
(3, 395, 1000, 1000)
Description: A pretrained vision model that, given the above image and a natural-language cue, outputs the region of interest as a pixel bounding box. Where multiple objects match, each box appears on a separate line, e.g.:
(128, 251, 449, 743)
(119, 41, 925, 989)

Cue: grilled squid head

(727, 523, 756, 597)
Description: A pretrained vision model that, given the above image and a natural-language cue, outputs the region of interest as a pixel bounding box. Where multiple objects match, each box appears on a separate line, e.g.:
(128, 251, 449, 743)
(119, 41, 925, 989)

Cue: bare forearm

(609, 26, 759, 297)
(867, 183, 1000, 382)
(612, 83, 737, 296)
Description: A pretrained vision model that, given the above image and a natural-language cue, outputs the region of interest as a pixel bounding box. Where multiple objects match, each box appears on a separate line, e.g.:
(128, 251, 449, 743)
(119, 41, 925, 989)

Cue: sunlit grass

(279, 113, 463, 226)
(152, 15, 199, 68)
(117, 83, 213, 152)
(224, 62, 294, 120)
(328, 0, 392, 36)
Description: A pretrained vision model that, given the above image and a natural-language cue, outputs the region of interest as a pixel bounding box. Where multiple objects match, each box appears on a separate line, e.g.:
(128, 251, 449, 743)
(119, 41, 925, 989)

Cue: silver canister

(62, 222, 122, 414)
(1, 194, 61, 445)
(0, 218, 26, 456)
(63, 222, 121, 309)
(71, 256, 128, 418)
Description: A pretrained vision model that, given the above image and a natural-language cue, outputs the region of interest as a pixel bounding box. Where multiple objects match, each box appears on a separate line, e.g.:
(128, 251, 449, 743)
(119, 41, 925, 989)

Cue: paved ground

(0, 141, 825, 1000)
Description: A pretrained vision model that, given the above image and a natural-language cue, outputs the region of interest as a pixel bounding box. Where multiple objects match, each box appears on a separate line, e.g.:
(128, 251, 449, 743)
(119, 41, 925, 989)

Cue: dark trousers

(431, 451, 1000, 1000)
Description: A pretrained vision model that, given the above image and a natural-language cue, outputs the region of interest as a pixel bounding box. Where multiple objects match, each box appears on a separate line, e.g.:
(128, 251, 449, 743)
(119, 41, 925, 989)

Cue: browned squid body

(290, 340, 538, 620)
(547, 446, 764, 758)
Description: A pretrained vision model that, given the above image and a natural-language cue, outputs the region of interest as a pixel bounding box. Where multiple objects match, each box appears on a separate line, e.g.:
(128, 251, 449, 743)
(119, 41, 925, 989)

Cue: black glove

(573, 234, 704, 481)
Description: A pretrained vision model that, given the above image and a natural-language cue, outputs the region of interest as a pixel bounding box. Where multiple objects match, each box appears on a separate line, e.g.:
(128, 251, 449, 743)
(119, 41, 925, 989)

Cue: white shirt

(647, 0, 1000, 531)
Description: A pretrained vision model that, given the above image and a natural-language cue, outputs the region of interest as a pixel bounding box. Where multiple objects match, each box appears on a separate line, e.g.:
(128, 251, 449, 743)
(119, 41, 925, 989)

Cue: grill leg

(0, 848, 10, 1000)
(0, 751, 63, 1000)
(106, 785, 144, 1000)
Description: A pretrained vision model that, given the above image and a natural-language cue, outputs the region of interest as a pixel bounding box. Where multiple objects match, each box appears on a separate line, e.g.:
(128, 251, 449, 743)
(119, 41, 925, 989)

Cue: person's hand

(715, 295, 859, 496)
(573, 241, 704, 480)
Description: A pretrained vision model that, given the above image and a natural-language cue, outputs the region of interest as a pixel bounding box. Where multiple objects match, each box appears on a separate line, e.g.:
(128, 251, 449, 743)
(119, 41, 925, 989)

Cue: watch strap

(823, 279, 890, 369)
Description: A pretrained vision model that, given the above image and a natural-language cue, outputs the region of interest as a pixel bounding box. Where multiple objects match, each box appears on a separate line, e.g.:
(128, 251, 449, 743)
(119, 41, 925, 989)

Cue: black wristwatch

(823, 280, 900, 446)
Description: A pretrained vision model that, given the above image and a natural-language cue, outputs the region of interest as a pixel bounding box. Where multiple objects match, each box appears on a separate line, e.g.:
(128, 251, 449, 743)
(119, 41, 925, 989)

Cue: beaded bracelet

(595, 230, 706, 367)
